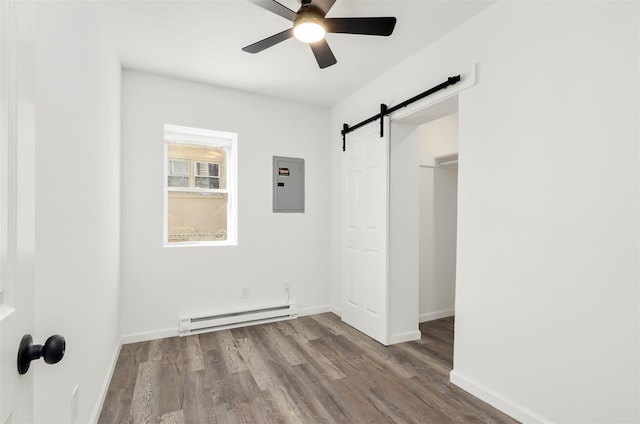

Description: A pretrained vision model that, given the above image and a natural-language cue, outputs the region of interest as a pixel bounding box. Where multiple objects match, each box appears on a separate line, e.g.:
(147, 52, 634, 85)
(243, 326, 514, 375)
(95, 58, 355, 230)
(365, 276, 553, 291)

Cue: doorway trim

(391, 65, 476, 124)
(383, 64, 475, 345)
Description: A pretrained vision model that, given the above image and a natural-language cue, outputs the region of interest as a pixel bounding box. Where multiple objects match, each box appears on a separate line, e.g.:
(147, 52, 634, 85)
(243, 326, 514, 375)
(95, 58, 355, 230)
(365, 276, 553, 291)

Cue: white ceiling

(103, 0, 495, 107)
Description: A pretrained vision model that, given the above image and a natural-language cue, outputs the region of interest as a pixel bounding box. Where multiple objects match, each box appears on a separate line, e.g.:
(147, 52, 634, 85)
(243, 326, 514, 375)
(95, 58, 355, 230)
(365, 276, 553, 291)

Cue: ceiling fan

(242, 0, 397, 69)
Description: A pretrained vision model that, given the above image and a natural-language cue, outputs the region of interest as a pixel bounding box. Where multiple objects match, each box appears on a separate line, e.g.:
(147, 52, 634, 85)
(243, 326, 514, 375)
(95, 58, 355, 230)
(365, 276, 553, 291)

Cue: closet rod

(419, 160, 458, 169)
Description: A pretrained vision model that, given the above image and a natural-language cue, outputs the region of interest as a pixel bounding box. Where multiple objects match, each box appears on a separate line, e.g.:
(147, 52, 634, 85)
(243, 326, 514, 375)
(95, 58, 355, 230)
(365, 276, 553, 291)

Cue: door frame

(378, 66, 476, 344)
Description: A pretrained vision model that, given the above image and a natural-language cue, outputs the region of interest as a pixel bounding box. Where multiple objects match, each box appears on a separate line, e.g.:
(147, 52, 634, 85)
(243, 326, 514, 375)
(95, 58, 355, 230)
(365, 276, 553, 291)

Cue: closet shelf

(420, 153, 458, 169)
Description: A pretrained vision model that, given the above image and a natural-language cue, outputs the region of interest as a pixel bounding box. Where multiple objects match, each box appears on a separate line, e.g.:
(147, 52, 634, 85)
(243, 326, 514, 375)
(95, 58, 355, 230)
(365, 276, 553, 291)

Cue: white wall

(419, 113, 458, 163)
(419, 113, 458, 321)
(120, 71, 331, 340)
(331, 1, 639, 422)
(34, 2, 121, 423)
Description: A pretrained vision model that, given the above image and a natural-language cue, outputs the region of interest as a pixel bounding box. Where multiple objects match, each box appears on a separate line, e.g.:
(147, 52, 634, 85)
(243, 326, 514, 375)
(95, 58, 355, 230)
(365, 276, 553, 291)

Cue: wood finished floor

(98, 314, 519, 423)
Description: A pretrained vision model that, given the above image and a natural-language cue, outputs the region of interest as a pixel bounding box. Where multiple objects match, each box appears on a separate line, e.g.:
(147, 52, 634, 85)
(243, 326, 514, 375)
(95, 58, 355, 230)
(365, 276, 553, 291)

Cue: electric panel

(273, 156, 304, 213)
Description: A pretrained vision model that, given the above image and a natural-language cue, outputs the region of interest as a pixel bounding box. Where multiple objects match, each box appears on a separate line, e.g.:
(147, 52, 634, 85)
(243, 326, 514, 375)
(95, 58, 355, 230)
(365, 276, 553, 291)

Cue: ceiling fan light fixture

(243, 0, 397, 69)
(293, 19, 326, 43)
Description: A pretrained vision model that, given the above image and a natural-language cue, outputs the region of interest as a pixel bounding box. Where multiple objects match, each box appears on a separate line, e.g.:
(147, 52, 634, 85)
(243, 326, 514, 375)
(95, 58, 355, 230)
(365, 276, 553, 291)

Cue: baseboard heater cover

(178, 302, 298, 336)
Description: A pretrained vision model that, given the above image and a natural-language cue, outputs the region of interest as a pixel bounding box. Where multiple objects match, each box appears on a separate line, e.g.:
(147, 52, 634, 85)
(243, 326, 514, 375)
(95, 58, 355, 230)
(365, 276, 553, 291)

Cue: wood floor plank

(183, 335, 205, 372)
(337, 330, 417, 380)
(244, 324, 299, 368)
(260, 323, 305, 366)
(287, 316, 322, 341)
(199, 349, 223, 384)
(321, 315, 417, 380)
(158, 337, 184, 365)
(120, 341, 151, 364)
(273, 319, 298, 337)
(100, 351, 139, 422)
(159, 409, 184, 424)
(367, 378, 454, 424)
(231, 327, 284, 391)
(290, 336, 346, 381)
(290, 362, 351, 422)
(96, 388, 133, 424)
(405, 375, 514, 424)
(245, 387, 282, 424)
(157, 360, 185, 416)
(309, 312, 348, 336)
(99, 314, 520, 424)
(181, 370, 217, 423)
(129, 361, 161, 424)
(296, 315, 341, 339)
(197, 330, 222, 353)
(273, 363, 340, 423)
(217, 329, 250, 375)
(261, 387, 305, 424)
(146, 339, 163, 362)
(323, 377, 390, 423)
(394, 340, 455, 378)
(210, 369, 263, 423)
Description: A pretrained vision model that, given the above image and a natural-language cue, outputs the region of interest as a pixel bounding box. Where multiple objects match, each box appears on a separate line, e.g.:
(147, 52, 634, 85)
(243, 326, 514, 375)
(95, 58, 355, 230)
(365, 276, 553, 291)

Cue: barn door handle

(17, 334, 65, 375)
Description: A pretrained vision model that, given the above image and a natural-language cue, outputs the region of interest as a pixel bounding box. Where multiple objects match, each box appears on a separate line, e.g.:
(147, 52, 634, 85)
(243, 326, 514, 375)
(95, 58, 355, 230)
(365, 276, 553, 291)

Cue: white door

(1, 1, 36, 422)
(341, 118, 389, 345)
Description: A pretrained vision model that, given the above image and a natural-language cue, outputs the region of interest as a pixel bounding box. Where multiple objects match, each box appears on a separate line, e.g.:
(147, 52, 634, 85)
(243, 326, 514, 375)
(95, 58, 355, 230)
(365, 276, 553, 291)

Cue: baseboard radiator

(178, 301, 298, 336)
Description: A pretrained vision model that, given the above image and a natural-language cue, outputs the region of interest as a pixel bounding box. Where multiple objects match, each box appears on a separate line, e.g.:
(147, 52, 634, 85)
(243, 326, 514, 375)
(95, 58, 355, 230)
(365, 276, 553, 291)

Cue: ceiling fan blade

(310, 0, 336, 16)
(325, 17, 397, 36)
(242, 28, 294, 53)
(247, 0, 298, 21)
(309, 39, 337, 69)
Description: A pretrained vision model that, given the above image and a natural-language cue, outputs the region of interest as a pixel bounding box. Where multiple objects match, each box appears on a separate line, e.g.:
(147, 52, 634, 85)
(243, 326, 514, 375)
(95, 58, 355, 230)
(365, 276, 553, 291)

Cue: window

(164, 124, 238, 246)
(168, 159, 190, 187)
(194, 161, 220, 188)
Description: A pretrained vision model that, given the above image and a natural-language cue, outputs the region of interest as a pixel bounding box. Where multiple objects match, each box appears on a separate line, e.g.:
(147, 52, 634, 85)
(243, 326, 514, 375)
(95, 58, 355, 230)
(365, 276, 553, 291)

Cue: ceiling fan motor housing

(295, 3, 325, 23)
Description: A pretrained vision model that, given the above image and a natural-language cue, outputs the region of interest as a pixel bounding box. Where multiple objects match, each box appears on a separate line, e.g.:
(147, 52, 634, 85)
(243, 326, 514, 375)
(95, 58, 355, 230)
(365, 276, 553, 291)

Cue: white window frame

(163, 124, 238, 247)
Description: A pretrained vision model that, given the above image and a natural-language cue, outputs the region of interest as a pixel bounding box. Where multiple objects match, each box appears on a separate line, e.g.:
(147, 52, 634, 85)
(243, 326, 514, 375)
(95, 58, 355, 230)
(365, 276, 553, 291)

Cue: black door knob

(17, 334, 65, 375)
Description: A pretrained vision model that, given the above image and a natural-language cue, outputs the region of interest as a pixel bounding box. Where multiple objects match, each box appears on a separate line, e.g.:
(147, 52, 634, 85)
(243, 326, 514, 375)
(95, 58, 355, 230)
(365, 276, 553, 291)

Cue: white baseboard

(449, 369, 551, 424)
(389, 330, 422, 345)
(89, 340, 122, 423)
(121, 327, 178, 345)
(298, 305, 333, 317)
(328, 305, 341, 317)
(419, 308, 455, 323)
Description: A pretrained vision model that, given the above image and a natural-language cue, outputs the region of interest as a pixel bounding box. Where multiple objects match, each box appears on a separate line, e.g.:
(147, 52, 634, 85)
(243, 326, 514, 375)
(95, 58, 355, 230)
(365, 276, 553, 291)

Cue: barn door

(341, 118, 389, 345)
(0, 1, 36, 422)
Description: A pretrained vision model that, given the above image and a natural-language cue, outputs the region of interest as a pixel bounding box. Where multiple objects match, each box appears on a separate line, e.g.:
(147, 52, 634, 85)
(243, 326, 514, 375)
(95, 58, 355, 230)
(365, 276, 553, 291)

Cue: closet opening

(418, 113, 458, 325)
(389, 94, 459, 355)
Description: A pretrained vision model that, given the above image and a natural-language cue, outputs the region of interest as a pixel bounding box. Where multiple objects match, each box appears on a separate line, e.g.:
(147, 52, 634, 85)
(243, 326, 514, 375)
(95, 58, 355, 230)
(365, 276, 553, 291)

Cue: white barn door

(0, 1, 36, 422)
(341, 118, 389, 345)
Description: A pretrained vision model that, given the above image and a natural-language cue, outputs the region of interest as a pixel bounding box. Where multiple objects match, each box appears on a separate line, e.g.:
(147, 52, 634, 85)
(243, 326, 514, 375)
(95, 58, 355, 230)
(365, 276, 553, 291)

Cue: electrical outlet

(71, 385, 79, 423)
(241, 286, 249, 299)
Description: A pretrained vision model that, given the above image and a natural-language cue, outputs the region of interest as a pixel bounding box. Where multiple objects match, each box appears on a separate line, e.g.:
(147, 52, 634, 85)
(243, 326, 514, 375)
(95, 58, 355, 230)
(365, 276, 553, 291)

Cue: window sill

(163, 240, 237, 248)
